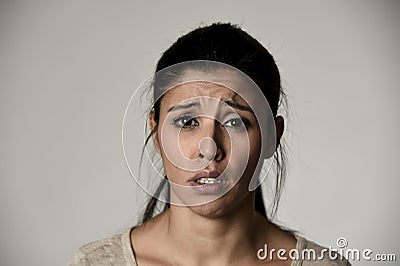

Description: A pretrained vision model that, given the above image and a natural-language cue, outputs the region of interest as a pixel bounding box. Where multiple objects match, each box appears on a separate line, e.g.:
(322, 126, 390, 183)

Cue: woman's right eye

(173, 116, 199, 129)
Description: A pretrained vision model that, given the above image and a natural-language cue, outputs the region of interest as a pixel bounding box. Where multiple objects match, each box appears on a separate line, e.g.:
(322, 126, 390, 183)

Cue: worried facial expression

(150, 80, 264, 215)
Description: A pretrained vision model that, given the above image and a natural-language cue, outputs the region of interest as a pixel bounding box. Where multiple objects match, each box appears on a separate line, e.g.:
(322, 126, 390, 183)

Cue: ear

(275, 115, 284, 148)
(149, 111, 161, 153)
(264, 115, 285, 159)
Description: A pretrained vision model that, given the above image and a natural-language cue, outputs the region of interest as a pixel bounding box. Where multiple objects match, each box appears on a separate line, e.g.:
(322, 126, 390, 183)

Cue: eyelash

(172, 115, 199, 129)
(172, 115, 250, 131)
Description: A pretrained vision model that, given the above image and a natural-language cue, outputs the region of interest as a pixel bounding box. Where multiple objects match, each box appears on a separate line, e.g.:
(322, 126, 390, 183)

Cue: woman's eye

(173, 116, 199, 129)
(224, 118, 246, 129)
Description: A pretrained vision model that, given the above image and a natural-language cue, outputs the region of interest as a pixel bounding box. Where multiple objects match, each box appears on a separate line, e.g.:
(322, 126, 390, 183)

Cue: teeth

(196, 178, 222, 184)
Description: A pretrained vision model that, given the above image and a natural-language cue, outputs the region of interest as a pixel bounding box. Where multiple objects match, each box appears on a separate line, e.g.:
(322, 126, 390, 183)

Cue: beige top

(68, 228, 350, 265)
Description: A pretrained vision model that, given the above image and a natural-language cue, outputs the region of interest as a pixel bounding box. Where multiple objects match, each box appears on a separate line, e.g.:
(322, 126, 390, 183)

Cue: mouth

(189, 170, 223, 186)
(195, 178, 223, 184)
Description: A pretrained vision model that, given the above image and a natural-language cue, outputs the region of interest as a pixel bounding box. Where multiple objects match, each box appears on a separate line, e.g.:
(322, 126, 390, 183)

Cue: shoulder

(293, 236, 351, 266)
(67, 229, 137, 266)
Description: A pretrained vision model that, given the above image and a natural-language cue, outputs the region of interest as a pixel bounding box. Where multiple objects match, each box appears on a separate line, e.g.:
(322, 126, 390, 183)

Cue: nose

(199, 137, 216, 160)
(198, 119, 224, 162)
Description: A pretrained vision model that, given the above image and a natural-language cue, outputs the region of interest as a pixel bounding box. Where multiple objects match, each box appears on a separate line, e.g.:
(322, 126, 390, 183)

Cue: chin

(187, 188, 250, 219)
(188, 200, 229, 219)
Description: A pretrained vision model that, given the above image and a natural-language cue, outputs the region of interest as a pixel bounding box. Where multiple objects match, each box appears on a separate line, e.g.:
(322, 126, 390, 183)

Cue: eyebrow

(223, 100, 254, 113)
(167, 99, 253, 113)
(167, 101, 201, 112)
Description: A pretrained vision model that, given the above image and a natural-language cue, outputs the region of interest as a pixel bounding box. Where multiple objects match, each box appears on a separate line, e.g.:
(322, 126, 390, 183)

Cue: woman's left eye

(224, 118, 246, 129)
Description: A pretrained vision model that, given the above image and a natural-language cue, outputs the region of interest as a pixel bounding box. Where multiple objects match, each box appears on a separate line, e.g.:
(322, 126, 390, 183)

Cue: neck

(164, 193, 269, 264)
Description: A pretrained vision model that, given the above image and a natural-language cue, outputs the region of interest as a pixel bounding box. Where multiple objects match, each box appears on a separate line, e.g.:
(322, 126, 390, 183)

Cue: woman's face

(150, 78, 263, 217)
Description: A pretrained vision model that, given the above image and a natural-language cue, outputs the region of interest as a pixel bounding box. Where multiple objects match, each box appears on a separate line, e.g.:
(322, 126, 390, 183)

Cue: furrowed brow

(223, 100, 254, 113)
(167, 101, 200, 112)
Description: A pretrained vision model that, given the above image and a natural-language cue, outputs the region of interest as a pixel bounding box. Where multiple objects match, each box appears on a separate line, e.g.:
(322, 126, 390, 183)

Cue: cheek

(248, 130, 262, 160)
(238, 129, 261, 178)
(177, 132, 202, 159)
(159, 149, 185, 184)
(158, 129, 203, 170)
(156, 129, 199, 183)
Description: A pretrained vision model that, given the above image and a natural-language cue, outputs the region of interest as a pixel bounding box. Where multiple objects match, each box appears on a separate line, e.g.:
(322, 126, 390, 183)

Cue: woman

(69, 23, 350, 265)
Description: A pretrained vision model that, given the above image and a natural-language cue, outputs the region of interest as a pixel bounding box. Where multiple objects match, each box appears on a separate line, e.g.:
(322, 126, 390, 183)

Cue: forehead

(159, 68, 252, 109)
(161, 81, 241, 107)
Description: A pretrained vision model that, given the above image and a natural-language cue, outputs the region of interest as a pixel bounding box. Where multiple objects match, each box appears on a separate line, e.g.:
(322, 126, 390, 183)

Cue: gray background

(1, 1, 399, 265)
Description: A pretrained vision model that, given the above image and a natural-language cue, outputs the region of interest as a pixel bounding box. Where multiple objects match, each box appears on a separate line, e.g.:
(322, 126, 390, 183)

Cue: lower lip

(189, 180, 228, 194)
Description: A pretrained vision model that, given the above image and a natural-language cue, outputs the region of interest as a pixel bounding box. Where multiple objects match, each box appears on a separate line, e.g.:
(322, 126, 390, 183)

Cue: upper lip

(188, 170, 221, 183)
